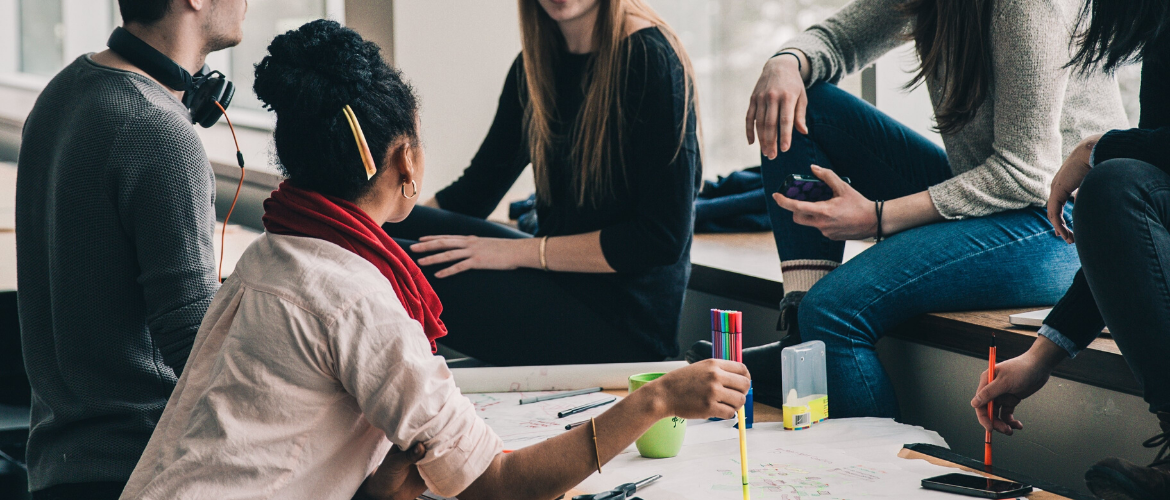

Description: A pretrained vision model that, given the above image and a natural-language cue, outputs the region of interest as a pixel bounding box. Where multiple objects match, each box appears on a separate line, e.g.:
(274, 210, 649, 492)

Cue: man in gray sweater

(15, 0, 246, 498)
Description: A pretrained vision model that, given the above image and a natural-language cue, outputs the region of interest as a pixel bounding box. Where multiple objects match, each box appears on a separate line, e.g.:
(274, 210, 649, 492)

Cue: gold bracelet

(539, 235, 550, 271)
(591, 417, 602, 474)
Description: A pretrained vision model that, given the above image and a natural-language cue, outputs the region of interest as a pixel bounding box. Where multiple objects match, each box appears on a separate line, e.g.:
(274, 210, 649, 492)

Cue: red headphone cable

(213, 100, 245, 283)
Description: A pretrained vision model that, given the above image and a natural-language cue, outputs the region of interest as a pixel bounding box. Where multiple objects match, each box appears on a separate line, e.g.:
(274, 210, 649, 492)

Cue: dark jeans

(1076, 158, 1170, 414)
(383, 206, 661, 366)
(32, 482, 125, 500)
(761, 83, 1081, 418)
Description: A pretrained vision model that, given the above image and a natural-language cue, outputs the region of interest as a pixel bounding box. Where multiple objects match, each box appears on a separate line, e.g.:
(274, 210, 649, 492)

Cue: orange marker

(984, 333, 996, 471)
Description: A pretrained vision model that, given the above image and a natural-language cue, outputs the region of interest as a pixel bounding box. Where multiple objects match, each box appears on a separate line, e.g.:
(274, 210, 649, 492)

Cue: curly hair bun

(254, 19, 387, 117)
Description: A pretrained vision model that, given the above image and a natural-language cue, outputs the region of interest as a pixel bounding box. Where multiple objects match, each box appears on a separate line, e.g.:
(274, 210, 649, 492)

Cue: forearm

(459, 388, 665, 500)
(881, 190, 944, 235)
(511, 231, 616, 273)
(1022, 335, 1069, 373)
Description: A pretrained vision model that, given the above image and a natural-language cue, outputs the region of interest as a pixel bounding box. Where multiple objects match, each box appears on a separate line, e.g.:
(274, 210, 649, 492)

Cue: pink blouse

(122, 233, 502, 499)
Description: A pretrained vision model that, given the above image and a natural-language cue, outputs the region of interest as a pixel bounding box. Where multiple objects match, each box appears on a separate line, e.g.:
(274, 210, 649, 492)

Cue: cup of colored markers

(710, 309, 753, 428)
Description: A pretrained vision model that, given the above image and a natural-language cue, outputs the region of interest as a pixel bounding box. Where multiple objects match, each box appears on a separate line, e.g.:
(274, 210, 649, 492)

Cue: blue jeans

(761, 83, 1081, 418)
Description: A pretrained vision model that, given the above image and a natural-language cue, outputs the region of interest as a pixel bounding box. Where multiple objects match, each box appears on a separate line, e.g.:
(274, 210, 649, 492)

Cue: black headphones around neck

(107, 27, 235, 128)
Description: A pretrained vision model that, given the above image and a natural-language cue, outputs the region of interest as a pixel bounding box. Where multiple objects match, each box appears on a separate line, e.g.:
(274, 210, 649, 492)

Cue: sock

(780, 259, 839, 293)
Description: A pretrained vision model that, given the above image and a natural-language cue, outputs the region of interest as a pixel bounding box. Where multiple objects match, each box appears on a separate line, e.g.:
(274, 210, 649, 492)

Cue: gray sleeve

(106, 111, 220, 375)
(780, 0, 912, 86)
(925, 0, 1072, 219)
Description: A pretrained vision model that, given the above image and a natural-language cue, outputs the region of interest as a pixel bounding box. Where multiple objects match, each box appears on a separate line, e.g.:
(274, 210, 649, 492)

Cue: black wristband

(875, 200, 885, 242)
(771, 51, 802, 73)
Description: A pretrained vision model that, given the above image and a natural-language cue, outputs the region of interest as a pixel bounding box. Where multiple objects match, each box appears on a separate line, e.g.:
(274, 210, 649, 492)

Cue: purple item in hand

(779, 174, 851, 202)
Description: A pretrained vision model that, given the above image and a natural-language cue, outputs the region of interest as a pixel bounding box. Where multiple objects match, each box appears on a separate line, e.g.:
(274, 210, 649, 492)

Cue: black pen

(557, 397, 617, 419)
(565, 419, 590, 430)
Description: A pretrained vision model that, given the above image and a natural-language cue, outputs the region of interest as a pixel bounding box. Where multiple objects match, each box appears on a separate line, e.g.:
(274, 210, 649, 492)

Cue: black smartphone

(779, 173, 852, 202)
(921, 473, 1032, 498)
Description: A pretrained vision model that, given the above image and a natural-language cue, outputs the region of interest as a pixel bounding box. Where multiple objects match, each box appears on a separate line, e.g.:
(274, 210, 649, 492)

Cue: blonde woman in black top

(384, 0, 700, 366)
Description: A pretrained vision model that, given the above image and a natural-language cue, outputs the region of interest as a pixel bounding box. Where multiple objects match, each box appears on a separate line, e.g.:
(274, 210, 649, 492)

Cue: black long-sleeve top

(434, 27, 701, 357)
(1044, 44, 1170, 353)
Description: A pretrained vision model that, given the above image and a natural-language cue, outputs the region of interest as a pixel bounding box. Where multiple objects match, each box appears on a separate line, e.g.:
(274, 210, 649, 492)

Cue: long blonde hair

(518, 0, 699, 207)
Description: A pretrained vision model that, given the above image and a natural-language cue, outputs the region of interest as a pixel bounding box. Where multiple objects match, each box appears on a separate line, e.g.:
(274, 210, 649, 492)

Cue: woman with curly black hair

(118, 20, 749, 500)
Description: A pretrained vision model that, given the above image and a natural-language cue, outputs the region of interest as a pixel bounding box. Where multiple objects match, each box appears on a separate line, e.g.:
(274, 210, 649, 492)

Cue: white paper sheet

(575, 418, 961, 499)
(451, 361, 688, 393)
(466, 391, 624, 449)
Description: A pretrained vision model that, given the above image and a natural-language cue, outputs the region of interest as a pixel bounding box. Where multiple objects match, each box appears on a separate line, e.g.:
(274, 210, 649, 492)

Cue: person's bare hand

(1048, 134, 1100, 243)
(773, 166, 875, 240)
(971, 354, 1054, 436)
(746, 55, 808, 159)
(411, 236, 530, 278)
(645, 359, 751, 420)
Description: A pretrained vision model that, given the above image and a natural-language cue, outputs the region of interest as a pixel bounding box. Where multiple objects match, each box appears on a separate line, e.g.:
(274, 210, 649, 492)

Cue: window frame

(0, 0, 346, 133)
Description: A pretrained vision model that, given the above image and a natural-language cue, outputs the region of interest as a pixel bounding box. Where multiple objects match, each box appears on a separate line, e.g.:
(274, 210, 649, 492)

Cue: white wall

(0, 0, 17, 74)
(392, 1, 526, 201)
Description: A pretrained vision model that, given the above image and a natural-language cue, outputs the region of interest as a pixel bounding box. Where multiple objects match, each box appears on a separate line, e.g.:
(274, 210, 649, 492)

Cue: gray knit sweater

(15, 55, 219, 491)
(783, 0, 1128, 218)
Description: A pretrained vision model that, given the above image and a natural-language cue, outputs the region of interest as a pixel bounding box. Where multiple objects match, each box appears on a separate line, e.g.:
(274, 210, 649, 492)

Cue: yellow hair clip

(341, 104, 377, 180)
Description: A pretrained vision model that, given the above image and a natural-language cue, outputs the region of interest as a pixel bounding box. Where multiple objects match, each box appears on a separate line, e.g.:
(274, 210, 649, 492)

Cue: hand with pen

(352, 359, 751, 500)
(455, 359, 750, 500)
(970, 335, 1068, 435)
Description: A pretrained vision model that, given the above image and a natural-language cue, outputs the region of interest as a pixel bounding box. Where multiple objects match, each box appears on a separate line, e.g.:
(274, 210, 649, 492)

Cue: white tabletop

(0, 162, 262, 292)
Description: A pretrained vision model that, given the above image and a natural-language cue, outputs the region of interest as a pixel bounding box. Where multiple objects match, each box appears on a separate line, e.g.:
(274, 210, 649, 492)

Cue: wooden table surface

(565, 390, 1068, 499)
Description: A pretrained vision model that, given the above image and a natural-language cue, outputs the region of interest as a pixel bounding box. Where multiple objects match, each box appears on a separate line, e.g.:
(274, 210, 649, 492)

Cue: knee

(797, 275, 886, 348)
(797, 284, 851, 344)
(1076, 158, 1159, 215)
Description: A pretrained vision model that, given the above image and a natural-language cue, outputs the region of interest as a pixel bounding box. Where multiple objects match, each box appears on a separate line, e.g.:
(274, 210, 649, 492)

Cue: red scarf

(262, 181, 446, 352)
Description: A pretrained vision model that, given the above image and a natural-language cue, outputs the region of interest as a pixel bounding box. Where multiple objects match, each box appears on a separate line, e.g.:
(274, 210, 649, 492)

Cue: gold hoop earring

(402, 180, 419, 199)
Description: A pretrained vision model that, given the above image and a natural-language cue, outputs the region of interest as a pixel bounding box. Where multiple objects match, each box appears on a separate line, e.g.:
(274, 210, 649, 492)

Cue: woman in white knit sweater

(690, 0, 1128, 418)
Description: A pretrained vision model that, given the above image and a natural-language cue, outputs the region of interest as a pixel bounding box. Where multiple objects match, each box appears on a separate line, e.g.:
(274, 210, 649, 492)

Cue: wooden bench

(687, 232, 1138, 397)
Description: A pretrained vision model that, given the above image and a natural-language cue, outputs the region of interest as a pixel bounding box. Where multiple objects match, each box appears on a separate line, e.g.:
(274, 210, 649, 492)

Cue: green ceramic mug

(629, 372, 686, 458)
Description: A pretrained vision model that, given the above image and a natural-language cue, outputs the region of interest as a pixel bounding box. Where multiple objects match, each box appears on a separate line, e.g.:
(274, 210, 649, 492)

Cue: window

(18, 0, 64, 76)
(652, 0, 852, 177)
(1, 0, 343, 116)
(224, 0, 334, 112)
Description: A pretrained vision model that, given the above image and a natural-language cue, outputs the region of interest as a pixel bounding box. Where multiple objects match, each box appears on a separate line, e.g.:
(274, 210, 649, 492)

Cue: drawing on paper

(674, 447, 892, 499)
(465, 392, 620, 449)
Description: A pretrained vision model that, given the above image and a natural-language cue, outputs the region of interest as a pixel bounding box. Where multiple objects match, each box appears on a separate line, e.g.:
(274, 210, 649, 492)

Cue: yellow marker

(737, 406, 750, 500)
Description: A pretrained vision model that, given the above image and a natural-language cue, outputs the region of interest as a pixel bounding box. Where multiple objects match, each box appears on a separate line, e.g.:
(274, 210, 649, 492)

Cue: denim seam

(838, 224, 1059, 413)
(850, 227, 1060, 322)
(1140, 185, 1170, 412)
(1139, 187, 1170, 342)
